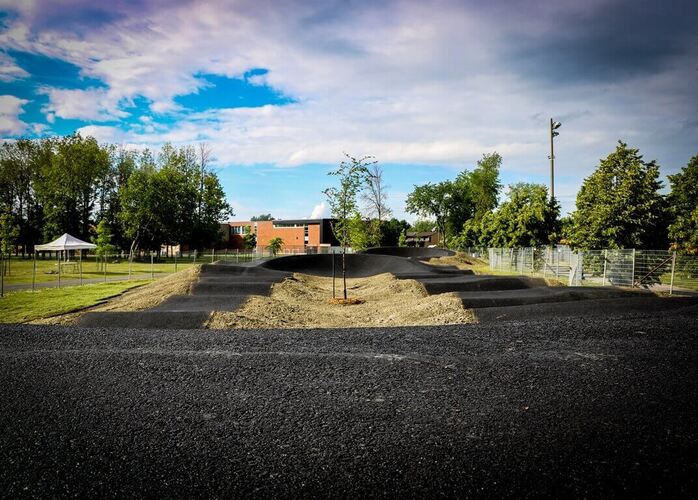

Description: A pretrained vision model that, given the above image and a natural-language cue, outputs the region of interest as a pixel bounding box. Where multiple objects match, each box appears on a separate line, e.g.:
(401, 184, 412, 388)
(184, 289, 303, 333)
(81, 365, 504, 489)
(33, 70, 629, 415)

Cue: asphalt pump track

(77, 248, 698, 329)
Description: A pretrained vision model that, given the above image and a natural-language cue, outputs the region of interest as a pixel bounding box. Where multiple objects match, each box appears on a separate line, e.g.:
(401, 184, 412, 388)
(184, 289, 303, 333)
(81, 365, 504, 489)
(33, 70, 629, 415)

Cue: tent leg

(58, 250, 61, 289)
(32, 251, 36, 292)
(79, 250, 83, 286)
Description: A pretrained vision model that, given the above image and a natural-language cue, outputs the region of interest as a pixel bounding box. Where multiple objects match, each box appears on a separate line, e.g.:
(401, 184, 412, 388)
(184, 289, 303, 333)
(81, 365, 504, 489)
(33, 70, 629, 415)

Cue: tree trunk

(342, 246, 347, 300)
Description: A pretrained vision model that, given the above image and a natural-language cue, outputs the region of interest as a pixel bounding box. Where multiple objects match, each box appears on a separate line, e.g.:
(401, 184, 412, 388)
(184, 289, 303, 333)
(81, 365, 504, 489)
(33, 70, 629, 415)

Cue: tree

(251, 214, 275, 221)
(93, 220, 116, 271)
(411, 219, 435, 233)
(667, 155, 698, 253)
(0, 207, 20, 275)
(268, 237, 284, 256)
(380, 218, 410, 246)
(243, 226, 257, 250)
(323, 154, 373, 300)
(454, 183, 560, 248)
(470, 152, 502, 221)
(349, 214, 370, 251)
(398, 231, 407, 247)
(406, 181, 455, 247)
(362, 164, 391, 246)
(567, 141, 667, 249)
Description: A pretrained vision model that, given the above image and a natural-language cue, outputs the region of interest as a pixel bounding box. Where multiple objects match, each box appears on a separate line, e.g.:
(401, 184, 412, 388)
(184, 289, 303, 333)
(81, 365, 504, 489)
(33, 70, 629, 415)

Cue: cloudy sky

(0, 0, 696, 221)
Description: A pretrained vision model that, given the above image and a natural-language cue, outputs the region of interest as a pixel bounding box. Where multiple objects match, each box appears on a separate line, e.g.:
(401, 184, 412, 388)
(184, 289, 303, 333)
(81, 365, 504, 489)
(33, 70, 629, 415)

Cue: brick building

(222, 219, 339, 251)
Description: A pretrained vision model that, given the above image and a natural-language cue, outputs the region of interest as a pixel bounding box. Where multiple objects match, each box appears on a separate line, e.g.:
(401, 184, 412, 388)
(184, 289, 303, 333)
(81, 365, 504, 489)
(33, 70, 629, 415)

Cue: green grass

(0, 256, 196, 285)
(0, 280, 151, 323)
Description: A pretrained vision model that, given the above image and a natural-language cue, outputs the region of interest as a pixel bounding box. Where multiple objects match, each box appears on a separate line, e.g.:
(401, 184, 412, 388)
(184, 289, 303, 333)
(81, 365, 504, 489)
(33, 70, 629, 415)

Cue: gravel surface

(1, 316, 697, 498)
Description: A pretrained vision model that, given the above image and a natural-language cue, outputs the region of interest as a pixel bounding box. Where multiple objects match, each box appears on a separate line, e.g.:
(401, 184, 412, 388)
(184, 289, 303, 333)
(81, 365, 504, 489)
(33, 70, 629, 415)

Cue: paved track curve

(1, 316, 697, 498)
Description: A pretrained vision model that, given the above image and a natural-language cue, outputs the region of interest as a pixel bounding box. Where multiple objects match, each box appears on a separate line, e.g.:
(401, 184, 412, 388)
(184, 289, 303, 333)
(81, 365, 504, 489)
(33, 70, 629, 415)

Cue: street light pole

(549, 118, 561, 202)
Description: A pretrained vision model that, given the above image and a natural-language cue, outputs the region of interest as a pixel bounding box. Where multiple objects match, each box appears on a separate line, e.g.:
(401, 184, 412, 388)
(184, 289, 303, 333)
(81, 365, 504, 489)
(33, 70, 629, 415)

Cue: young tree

(323, 154, 373, 300)
(268, 237, 284, 256)
(568, 141, 667, 249)
(93, 220, 116, 271)
(349, 214, 371, 251)
(667, 154, 698, 253)
(398, 231, 407, 247)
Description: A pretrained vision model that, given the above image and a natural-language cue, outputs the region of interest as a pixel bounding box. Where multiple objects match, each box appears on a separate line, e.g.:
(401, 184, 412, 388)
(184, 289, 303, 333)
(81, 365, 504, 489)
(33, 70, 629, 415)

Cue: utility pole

(549, 118, 561, 202)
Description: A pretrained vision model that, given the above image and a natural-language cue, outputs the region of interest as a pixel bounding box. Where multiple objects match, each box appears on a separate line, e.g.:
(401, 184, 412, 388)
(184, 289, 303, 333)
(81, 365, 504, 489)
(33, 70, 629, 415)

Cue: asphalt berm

(1, 317, 696, 498)
(75, 249, 698, 328)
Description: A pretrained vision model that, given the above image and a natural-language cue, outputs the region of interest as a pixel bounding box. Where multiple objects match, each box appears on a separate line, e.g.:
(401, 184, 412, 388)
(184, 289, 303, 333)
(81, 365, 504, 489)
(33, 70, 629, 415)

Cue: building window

(231, 226, 247, 235)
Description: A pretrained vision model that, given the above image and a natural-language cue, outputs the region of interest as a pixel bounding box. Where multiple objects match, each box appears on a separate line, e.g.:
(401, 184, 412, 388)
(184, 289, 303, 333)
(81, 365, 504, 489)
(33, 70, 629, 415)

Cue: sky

(0, 0, 696, 222)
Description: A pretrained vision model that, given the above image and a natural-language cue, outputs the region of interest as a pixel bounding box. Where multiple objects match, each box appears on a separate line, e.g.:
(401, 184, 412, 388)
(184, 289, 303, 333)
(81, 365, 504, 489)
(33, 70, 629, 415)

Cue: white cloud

(0, 52, 29, 82)
(0, 95, 29, 135)
(39, 87, 128, 121)
(310, 201, 327, 219)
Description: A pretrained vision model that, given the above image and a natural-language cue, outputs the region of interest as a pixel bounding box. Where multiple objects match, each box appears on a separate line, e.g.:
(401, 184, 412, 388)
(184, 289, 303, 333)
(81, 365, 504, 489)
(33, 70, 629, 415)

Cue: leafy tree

(268, 237, 284, 256)
(349, 214, 371, 251)
(323, 154, 373, 300)
(568, 141, 667, 249)
(251, 214, 275, 221)
(667, 155, 698, 253)
(243, 226, 257, 249)
(410, 219, 436, 233)
(380, 218, 410, 246)
(398, 231, 407, 247)
(470, 152, 502, 221)
(454, 183, 560, 248)
(0, 207, 20, 275)
(406, 181, 453, 247)
(93, 220, 116, 271)
(34, 134, 111, 241)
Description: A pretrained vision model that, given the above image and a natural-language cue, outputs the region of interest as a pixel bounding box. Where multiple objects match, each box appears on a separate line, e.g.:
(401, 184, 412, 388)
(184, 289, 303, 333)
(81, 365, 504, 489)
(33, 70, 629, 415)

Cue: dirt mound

(207, 272, 474, 329)
(362, 247, 455, 258)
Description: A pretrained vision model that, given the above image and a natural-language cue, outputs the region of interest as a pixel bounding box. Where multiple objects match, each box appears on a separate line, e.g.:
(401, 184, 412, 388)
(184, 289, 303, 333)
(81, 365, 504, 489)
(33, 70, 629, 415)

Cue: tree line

(0, 134, 231, 257)
(406, 142, 698, 252)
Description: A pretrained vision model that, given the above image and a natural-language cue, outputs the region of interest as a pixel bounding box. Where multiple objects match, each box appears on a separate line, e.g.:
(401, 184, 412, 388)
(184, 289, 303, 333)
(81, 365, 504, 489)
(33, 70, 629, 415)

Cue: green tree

(93, 220, 116, 271)
(406, 181, 453, 247)
(380, 218, 410, 246)
(268, 237, 284, 256)
(349, 214, 371, 251)
(470, 152, 502, 221)
(0, 207, 20, 275)
(568, 141, 667, 249)
(398, 231, 407, 247)
(34, 134, 111, 242)
(667, 155, 698, 253)
(410, 219, 435, 233)
(362, 164, 391, 246)
(243, 226, 257, 249)
(455, 183, 560, 248)
(323, 154, 373, 300)
(251, 214, 274, 221)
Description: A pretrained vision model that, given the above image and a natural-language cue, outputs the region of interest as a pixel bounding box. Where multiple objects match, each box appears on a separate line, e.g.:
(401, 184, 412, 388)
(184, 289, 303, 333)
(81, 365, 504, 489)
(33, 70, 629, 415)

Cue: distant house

(405, 231, 440, 247)
(222, 218, 339, 251)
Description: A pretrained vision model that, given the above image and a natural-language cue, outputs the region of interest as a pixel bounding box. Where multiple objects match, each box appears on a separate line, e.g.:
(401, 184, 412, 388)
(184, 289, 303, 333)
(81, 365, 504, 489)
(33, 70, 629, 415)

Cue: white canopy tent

(34, 233, 96, 289)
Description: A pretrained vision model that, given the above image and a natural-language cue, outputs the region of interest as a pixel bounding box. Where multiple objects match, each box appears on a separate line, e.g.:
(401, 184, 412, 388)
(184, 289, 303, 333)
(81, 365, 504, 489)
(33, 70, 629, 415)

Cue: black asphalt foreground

(1, 317, 697, 499)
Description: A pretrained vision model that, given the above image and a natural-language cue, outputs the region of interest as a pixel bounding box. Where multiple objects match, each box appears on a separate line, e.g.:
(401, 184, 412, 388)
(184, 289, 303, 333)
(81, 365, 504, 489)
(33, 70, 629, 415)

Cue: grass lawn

(1, 256, 196, 285)
(0, 280, 151, 323)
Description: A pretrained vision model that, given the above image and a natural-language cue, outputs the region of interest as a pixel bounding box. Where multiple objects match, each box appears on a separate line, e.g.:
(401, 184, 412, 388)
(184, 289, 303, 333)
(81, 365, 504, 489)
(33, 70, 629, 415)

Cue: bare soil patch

(426, 253, 489, 272)
(207, 272, 474, 329)
(31, 266, 201, 325)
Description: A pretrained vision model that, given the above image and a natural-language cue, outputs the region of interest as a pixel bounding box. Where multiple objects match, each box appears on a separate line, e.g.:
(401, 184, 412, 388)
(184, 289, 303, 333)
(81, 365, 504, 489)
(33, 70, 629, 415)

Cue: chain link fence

(483, 246, 698, 294)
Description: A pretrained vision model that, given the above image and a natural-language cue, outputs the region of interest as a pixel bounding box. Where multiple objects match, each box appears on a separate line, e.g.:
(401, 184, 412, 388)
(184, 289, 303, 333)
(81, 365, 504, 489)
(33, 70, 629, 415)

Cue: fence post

(128, 253, 132, 281)
(174, 253, 178, 273)
(212, 249, 215, 264)
(1, 252, 4, 298)
(669, 251, 676, 296)
(602, 249, 607, 286)
(32, 251, 36, 292)
(631, 248, 636, 287)
(104, 254, 107, 283)
(151, 254, 154, 279)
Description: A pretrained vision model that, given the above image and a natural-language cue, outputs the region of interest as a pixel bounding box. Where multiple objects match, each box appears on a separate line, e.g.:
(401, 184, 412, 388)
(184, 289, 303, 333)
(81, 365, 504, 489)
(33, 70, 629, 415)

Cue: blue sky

(1, 0, 696, 221)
